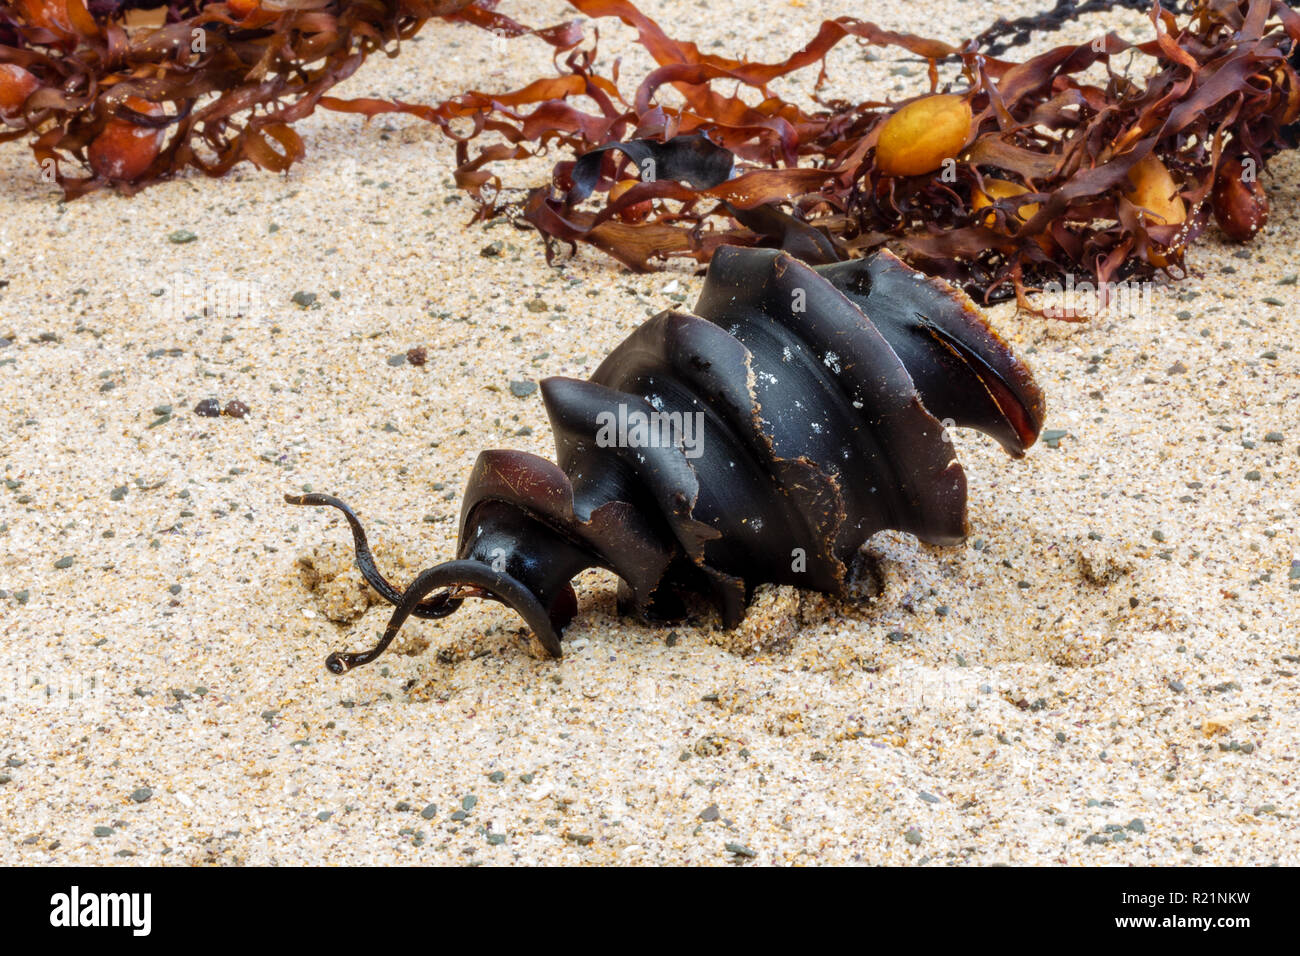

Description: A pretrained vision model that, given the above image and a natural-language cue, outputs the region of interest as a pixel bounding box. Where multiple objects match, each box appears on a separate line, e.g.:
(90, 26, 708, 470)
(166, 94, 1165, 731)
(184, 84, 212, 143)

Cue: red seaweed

(3, 1, 1298, 302)
(428, 0, 1300, 303)
(0, 0, 578, 197)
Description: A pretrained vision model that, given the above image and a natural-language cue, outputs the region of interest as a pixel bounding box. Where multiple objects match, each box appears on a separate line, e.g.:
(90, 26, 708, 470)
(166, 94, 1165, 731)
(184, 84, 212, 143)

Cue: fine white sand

(0, 0, 1297, 865)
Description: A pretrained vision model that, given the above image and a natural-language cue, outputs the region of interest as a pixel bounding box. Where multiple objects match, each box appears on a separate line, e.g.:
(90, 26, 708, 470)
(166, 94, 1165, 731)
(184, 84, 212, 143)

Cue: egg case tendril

(288, 246, 1045, 672)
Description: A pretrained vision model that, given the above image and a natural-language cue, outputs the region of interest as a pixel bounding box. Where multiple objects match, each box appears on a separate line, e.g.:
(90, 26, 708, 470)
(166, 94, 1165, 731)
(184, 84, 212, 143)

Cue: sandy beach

(1, 0, 1297, 865)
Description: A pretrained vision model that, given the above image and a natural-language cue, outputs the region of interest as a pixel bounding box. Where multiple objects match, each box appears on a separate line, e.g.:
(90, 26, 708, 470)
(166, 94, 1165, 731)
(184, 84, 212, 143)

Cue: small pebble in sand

(407, 346, 428, 366)
(194, 398, 221, 418)
(224, 400, 250, 419)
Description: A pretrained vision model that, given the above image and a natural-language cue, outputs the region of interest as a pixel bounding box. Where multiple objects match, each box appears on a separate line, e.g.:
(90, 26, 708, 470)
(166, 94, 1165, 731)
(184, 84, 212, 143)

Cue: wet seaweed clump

(411, 0, 1300, 305)
(6, 1, 1295, 303)
(0, 0, 577, 197)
